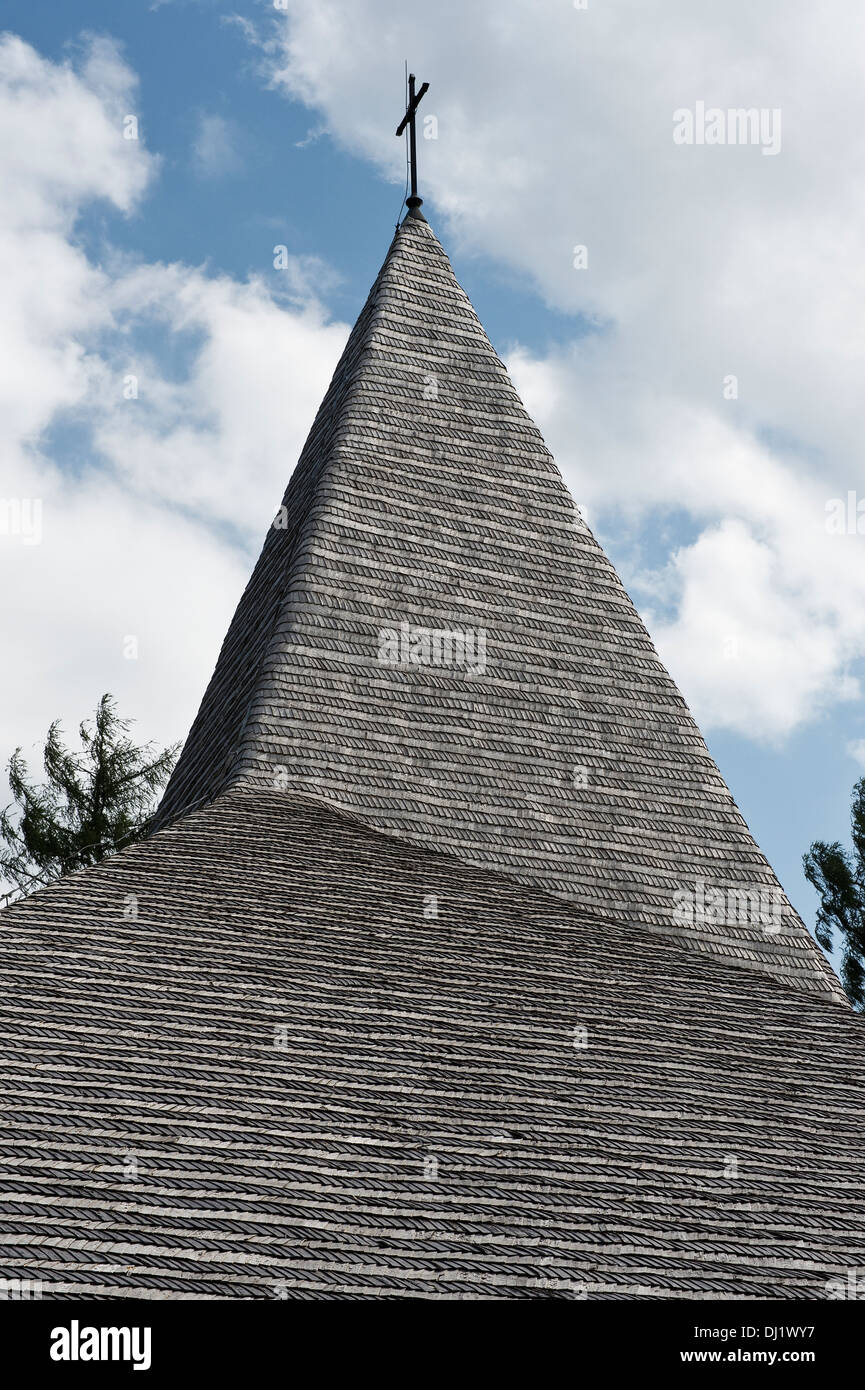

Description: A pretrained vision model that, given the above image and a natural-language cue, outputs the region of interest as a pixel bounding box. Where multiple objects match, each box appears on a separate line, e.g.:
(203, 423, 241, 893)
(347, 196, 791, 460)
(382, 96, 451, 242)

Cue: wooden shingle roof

(0, 210, 861, 1300)
(1, 790, 863, 1299)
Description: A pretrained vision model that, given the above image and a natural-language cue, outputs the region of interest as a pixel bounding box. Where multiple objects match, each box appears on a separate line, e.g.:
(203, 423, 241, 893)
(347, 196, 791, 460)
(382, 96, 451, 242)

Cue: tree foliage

(803, 776, 865, 1009)
(0, 694, 179, 899)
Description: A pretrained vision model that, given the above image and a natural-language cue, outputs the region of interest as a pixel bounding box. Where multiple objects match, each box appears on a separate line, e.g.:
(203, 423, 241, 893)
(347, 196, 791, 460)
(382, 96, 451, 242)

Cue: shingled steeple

(155, 209, 841, 1003)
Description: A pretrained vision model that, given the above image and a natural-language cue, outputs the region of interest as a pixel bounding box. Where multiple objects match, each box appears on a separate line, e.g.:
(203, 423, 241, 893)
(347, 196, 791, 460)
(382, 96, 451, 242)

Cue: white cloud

(0, 33, 154, 454)
(848, 740, 865, 772)
(0, 34, 349, 845)
(263, 0, 865, 740)
(649, 519, 861, 740)
(91, 260, 348, 536)
(192, 112, 242, 178)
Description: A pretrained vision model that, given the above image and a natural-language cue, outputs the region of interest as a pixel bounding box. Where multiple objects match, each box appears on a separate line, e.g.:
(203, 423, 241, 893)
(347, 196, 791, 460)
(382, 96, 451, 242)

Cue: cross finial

(396, 72, 429, 214)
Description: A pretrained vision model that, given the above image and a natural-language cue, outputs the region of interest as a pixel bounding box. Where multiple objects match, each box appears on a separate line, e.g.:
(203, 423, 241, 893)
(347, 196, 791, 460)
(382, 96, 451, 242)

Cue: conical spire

(156, 212, 842, 1003)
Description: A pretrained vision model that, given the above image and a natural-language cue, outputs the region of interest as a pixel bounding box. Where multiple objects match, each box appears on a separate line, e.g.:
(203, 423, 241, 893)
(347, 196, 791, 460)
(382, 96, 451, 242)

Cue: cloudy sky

(1, 0, 864, 947)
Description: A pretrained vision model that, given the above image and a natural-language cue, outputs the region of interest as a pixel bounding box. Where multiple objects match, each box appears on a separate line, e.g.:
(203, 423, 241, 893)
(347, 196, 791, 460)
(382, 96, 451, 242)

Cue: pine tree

(803, 777, 865, 1009)
(0, 694, 179, 900)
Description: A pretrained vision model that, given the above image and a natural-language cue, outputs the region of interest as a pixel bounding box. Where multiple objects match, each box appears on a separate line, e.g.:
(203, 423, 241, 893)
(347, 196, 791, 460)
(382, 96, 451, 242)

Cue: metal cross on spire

(396, 72, 429, 213)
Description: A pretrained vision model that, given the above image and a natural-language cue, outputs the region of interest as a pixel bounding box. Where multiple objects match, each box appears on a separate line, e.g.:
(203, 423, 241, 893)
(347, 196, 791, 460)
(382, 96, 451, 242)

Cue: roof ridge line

(207, 783, 846, 1006)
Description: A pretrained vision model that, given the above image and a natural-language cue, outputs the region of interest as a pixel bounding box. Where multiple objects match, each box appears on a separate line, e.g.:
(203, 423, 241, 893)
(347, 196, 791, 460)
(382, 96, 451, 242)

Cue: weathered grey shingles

(2, 210, 861, 1302)
(153, 211, 840, 1000)
(0, 790, 863, 1299)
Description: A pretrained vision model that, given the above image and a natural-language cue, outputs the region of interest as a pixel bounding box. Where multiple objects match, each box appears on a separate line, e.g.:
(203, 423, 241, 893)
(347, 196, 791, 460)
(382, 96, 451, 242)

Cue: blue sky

(2, 0, 864, 973)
